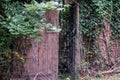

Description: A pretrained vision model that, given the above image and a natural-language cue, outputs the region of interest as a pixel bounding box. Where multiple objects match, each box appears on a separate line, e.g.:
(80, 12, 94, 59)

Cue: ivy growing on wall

(78, 0, 120, 73)
(79, 0, 120, 42)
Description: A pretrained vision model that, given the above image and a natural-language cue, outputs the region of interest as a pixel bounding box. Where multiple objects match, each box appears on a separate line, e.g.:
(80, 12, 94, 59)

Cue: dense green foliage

(78, 0, 120, 76)
(0, 0, 61, 79)
(79, 0, 120, 41)
(78, 0, 120, 57)
(0, 0, 61, 52)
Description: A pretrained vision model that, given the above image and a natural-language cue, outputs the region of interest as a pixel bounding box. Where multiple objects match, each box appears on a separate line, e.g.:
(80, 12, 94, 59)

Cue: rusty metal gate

(12, 10, 59, 80)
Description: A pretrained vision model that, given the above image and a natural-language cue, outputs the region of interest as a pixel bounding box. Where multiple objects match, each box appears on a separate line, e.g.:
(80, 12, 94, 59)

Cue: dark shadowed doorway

(59, 3, 77, 79)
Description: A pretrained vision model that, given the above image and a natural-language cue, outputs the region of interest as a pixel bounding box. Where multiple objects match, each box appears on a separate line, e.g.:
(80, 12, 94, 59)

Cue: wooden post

(70, 2, 81, 80)
(74, 3, 81, 80)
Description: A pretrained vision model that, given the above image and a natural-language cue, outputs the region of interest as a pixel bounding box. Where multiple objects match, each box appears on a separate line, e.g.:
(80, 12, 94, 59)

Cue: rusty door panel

(13, 10, 59, 80)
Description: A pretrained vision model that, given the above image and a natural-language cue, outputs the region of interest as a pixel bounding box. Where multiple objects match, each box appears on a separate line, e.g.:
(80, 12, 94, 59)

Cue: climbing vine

(79, 0, 120, 41)
(78, 0, 120, 75)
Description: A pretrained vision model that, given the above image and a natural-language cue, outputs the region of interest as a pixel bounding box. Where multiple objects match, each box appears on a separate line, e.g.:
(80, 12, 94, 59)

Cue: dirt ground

(59, 73, 120, 80)
(81, 73, 120, 80)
